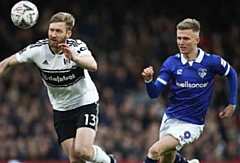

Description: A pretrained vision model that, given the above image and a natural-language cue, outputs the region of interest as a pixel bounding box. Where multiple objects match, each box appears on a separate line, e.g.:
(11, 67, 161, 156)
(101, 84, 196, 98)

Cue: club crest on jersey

(18, 47, 27, 55)
(63, 58, 70, 65)
(198, 68, 207, 78)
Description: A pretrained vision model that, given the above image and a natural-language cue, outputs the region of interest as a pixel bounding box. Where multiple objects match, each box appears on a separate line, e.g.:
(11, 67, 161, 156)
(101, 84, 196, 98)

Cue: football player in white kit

(0, 12, 117, 163)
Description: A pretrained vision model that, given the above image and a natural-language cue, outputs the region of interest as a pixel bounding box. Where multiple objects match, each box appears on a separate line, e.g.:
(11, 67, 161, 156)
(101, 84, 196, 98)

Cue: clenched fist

(142, 66, 154, 82)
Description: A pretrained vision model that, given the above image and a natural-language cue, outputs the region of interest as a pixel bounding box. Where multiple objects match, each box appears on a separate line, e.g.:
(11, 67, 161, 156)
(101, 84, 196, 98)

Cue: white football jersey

(16, 38, 99, 111)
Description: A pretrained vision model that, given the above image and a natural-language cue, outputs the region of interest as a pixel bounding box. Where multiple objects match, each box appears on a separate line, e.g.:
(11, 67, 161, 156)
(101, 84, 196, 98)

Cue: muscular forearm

(73, 55, 97, 72)
(0, 55, 19, 76)
(0, 57, 12, 75)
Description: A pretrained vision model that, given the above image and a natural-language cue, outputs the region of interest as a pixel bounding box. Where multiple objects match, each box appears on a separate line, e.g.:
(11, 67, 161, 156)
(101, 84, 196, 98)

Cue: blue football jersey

(158, 48, 230, 125)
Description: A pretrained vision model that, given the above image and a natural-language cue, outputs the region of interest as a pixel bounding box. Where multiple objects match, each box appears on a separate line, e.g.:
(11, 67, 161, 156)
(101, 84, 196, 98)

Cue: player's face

(48, 22, 72, 48)
(177, 29, 200, 55)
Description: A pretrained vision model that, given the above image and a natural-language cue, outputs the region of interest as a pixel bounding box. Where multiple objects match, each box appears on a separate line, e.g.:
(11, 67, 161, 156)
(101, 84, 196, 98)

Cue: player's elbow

(89, 62, 97, 72)
(227, 67, 237, 77)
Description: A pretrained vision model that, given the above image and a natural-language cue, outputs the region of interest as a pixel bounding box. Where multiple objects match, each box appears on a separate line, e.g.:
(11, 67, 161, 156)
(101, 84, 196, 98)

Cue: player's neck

(50, 47, 62, 54)
(183, 49, 198, 61)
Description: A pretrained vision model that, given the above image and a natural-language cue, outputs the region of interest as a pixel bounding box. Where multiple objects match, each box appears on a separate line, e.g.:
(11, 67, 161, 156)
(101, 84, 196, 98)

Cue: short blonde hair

(49, 12, 75, 31)
(176, 18, 200, 32)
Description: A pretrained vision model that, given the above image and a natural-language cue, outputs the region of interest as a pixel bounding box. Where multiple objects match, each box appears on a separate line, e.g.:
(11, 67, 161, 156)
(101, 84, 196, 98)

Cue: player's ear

(66, 30, 72, 38)
(196, 37, 200, 44)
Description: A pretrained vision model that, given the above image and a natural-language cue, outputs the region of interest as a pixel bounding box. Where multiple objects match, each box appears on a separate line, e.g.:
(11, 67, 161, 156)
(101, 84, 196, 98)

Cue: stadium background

(0, 0, 240, 163)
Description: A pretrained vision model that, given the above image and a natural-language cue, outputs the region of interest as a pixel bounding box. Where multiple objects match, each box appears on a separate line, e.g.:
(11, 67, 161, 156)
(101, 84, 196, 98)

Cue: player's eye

(56, 30, 62, 34)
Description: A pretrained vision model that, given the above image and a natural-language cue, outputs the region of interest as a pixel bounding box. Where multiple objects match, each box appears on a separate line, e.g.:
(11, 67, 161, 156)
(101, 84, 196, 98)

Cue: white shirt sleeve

(74, 40, 92, 57)
(15, 44, 37, 63)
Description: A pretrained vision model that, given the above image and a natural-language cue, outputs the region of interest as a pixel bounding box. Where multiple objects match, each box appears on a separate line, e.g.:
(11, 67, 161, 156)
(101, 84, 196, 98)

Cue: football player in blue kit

(142, 18, 238, 163)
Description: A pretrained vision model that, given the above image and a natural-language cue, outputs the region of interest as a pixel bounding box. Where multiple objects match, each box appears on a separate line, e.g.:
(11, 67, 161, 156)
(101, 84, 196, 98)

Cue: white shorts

(159, 113, 204, 151)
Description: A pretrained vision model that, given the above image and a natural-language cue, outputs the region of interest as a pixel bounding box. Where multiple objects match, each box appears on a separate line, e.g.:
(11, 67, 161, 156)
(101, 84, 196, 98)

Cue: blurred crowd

(0, 0, 240, 162)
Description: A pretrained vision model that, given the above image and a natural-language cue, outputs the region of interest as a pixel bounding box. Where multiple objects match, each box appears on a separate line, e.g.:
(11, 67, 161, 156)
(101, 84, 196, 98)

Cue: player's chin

(49, 41, 58, 48)
(179, 48, 187, 54)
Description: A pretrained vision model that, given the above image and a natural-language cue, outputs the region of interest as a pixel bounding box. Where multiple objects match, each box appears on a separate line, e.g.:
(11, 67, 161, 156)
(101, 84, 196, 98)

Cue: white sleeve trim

(144, 78, 153, 83)
(157, 78, 167, 85)
(224, 64, 230, 76)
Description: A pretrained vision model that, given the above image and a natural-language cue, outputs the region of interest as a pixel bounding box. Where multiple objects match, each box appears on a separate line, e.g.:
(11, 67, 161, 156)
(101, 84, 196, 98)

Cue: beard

(48, 37, 67, 53)
(49, 37, 66, 48)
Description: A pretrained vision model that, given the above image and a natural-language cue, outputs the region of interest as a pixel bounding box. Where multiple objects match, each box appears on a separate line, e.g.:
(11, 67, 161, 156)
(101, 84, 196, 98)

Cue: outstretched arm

(219, 67, 238, 118)
(0, 54, 20, 76)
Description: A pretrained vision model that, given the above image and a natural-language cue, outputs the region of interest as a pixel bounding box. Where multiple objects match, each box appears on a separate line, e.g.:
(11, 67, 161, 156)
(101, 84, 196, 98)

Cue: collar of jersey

(180, 48, 204, 65)
(48, 44, 64, 55)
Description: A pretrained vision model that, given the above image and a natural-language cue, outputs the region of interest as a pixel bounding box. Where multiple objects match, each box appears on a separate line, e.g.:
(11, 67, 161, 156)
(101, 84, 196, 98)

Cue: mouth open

(50, 39, 57, 43)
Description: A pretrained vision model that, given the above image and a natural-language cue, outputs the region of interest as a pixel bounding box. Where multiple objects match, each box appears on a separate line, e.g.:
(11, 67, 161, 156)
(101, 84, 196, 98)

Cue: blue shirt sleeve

(226, 67, 238, 104)
(145, 57, 173, 98)
(212, 55, 230, 76)
(211, 55, 238, 104)
(145, 80, 166, 98)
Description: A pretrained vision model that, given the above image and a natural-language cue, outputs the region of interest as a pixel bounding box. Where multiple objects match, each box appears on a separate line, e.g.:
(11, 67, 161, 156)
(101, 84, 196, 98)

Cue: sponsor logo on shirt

(177, 69, 182, 75)
(176, 81, 209, 88)
(42, 60, 49, 65)
(39, 66, 84, 87)
(42, 73, 76, 83)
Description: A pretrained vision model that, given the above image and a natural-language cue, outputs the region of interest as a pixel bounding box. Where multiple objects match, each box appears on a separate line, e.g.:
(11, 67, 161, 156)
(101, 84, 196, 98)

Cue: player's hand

(58, 43, 76, 61)
(219, 104, 236, 118)
(142, 66, 154, 82)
